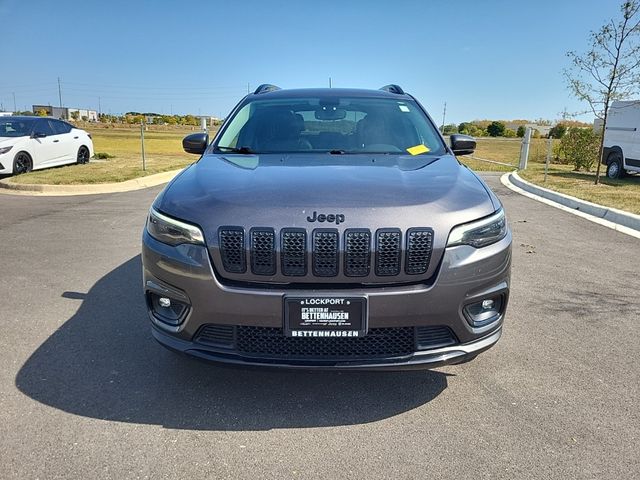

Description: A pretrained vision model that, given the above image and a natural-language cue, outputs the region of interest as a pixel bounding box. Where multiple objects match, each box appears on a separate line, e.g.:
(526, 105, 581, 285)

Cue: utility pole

(247, 83, 250, 94)
(441, 102, 447, 132)
(329, 77, 332, 88)
(98, 96, 101, 117)
(57, 77, 63, 107)
(13, 92, 17, 112)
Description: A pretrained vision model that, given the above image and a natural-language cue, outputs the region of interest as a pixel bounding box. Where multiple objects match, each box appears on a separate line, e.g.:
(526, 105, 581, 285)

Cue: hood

(157, 153, 496, 284)
(0, 136, 20, 145)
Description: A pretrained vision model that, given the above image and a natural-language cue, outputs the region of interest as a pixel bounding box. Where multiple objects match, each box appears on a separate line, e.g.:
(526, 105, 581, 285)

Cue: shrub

(442, 123, 458, 135)
(94, 152, 115, 159)
(458, 122, 472, 134)
(487, 121, 505, 137)
(504, 128, 517, 138)
(558, 127, 600, 171)
(548, 123, 567, 139)
(516, 125, 526, 137)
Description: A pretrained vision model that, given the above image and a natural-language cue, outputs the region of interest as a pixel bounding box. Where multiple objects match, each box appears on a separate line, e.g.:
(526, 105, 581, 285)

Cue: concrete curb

(501, 171, 640, 240)
(0, 168, 183, 196)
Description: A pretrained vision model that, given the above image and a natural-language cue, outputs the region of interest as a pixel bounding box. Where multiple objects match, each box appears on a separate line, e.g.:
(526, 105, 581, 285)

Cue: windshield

(0, 118, 34, 137)
(215, 96, 446, 155)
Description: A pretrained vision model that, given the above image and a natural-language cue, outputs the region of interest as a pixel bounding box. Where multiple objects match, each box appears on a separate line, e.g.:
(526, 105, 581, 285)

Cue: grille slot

(416, 326, 458, 349)
(344, 229, 371, 277)
(375, 229, 401, 276)
(219, 227, 246, 273)
(312, 229, 339, 277)
(250, 228, 276, 275)
(236, 326, 415, 358)
(194, 324, 234, 348)
(281, 229, 307, 276)
(405, 229, 434, 275)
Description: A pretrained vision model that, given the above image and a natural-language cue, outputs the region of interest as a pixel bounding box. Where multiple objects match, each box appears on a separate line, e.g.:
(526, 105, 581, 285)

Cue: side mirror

(450, 134, 476, 156)
(182, 133, 208, 155)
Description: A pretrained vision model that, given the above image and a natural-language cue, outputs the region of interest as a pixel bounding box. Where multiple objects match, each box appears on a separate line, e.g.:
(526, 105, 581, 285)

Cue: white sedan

(0, 116, 94, 175)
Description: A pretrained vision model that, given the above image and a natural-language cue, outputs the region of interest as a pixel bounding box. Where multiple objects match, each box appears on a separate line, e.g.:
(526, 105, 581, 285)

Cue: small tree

(504, 128, 517, 138)
(458, 122, 471, 134)
(559, 127, 601, 171)
(564, 1, 640, 184)
(442, 123, 458, 135)
(516, 125, 526, 137)
(487, 121, 505, 137)
(70, 111, 80, 121)
(36, 109, 48, 117)
(549, 123, 567, 139)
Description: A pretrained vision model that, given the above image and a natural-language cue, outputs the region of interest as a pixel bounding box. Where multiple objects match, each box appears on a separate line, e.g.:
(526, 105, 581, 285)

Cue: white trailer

(602, 100, 640, 178)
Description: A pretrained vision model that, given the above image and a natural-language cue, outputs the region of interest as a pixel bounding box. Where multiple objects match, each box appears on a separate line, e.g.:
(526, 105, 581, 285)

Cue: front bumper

(152, 324, 502, 370)
(142, 229, 511, 370)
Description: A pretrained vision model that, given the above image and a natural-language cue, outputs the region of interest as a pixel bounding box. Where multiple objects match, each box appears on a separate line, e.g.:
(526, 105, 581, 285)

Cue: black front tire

(77, 146, 90, 165)
(606, 153, 626, 179)
(12, 152, 33, 175)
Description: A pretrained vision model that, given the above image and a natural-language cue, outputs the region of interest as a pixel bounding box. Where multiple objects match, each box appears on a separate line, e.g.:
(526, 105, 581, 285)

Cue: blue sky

(0, 0, 622, 123)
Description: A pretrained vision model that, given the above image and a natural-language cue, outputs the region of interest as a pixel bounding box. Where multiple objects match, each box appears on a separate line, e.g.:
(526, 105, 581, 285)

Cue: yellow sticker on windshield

(406, 144, 430, 155)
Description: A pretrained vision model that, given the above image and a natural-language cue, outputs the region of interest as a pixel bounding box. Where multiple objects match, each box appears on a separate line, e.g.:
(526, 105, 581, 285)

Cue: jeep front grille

(219, 227, 246, 273)
(250, 228, 276, 275)
(405, 229, 434, 275)
(375, 229, 401, 276)
(312, 229, 339, 277)
(281, 229, 307, 276)
(344, 229, 371, 277)
(216, 226, 434, 280)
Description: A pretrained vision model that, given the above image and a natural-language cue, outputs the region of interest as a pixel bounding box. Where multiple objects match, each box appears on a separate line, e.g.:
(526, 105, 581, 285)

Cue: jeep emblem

(307, 211, 345, 225)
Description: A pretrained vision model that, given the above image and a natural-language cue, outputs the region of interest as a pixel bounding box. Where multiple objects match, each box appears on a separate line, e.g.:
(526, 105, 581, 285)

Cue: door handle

(53, 139, 60, 142)
(74, 136, 79, 139)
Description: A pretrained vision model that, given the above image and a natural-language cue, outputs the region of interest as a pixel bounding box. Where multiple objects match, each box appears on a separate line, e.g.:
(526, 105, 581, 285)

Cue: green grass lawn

(12, 125, 211, 185)
(459, 137, 639, 215)
(519, 163, 640, 215)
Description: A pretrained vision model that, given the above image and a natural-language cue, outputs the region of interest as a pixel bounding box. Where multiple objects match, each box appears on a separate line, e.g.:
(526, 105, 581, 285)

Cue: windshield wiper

(217, 146, 256, 154)
(329, 149, 346, 155)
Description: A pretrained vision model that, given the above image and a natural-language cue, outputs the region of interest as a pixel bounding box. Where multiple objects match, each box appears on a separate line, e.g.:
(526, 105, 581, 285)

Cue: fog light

(481, 299, 494, 310)
(464, 295, 504, 327)
(147, 292, 189, 326)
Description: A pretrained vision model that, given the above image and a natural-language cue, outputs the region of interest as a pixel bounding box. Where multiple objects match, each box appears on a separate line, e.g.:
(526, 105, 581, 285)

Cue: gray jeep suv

(141, 84, 512, 370)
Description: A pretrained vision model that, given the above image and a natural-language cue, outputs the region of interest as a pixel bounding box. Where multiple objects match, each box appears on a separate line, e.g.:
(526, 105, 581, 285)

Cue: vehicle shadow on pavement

(15, 255, 448, 431)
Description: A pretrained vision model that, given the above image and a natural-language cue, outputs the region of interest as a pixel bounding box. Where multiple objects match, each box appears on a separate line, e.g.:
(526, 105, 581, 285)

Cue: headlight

(447, 208, 508, 248)
(0, 146, 13, 155)
(146, 207, 205, 246)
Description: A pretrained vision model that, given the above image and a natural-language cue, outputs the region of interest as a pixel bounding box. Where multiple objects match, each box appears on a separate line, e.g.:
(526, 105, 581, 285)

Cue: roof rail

(253, 84, 281, 95)
(379, 84, 405, 95)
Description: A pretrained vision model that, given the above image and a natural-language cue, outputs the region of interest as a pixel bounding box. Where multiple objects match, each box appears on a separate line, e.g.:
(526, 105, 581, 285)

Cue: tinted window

(51, 120, 72, 134)
(216, 96, 445, 155)
(0, 118, 34, 137)
(33, 119, 55, 136)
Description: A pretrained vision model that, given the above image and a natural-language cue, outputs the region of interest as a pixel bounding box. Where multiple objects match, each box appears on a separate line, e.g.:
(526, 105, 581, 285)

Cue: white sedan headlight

(0, 146, 13, 155)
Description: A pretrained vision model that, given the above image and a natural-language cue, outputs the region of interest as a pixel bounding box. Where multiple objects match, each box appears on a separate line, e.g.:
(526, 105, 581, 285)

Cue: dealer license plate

(283, 297, 368, 338)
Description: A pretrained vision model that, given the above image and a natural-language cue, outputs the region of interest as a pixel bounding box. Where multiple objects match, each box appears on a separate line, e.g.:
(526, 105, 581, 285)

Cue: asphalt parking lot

(0, 172, 638, 479)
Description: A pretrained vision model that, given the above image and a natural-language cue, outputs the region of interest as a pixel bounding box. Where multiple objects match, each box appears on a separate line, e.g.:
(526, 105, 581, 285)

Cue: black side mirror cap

(450, 134, 476, 156)
(183, 133, 209, 155)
